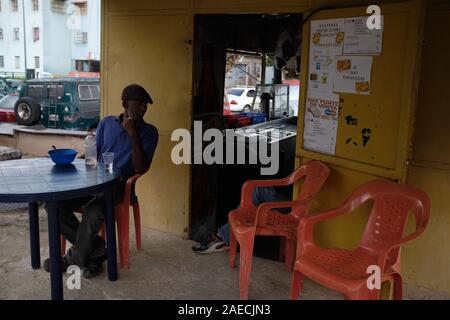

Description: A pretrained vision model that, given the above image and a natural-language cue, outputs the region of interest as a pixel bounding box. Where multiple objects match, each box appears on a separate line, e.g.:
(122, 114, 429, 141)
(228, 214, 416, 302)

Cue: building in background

(0, 0, 100, 78)
(69, 0, 100, 77)
(225, 54, 262, 88)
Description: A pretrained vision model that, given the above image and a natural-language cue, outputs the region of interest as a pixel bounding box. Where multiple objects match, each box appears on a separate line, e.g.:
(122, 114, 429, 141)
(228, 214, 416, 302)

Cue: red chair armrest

(377, 225, 428, 271)
(297, 206, 349, 254)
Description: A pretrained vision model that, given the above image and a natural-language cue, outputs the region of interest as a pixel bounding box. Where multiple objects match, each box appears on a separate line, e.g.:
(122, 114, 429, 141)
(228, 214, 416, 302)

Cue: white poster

(333, 55, 373, 95)
(308, 19, 344, 94)
(343, 16, 384, 55)
(303, 93, 340, 155)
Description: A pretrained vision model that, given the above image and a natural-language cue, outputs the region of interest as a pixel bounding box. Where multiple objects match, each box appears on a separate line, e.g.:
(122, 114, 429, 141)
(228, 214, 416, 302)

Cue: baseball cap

(121, 84, 153, 104)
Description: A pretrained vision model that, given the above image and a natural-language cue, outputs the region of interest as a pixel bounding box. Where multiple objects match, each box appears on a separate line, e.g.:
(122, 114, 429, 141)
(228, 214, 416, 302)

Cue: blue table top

(0, 158, 120, 203)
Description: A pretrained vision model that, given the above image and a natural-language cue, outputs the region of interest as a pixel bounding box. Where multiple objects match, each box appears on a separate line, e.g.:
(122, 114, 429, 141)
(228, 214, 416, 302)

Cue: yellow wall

(101, 1, 193, 237)
(102, 0, 450, 292)
(402, 2, 450, 292)
(294, 1, 450, 293)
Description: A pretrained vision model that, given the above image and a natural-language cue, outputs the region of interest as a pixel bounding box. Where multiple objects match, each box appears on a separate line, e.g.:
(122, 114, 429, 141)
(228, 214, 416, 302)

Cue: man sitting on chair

(44, 84, 159, 278)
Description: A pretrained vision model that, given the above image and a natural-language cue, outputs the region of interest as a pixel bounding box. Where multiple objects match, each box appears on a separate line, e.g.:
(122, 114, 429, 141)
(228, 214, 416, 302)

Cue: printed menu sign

(303, 93, 340, 155)
(343, 16, 384, 55)
(308, 19, 344, 94)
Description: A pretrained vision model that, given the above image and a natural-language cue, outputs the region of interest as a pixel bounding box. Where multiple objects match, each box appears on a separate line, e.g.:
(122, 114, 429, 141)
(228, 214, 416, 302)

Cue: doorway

(191, 13, 303, 259)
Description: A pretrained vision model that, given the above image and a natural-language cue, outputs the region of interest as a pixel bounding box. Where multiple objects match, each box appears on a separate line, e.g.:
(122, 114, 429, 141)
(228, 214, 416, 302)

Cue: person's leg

(43, 196, 92, 272)
(251, 186, 290, 212)
(218, 187, 290, 245)
(58, 208, 79, 246)
(217, 223, 230, 245)
(193, 187, 291, 253)
(72, 196, 106, 266)
(57, 196, 92, 245)
(75, 181, 126, 277)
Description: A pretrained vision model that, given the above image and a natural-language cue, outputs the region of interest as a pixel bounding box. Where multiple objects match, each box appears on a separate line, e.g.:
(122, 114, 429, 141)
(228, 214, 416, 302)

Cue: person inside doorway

(192, 186, 291, 254)
(44, 84, 159, 278)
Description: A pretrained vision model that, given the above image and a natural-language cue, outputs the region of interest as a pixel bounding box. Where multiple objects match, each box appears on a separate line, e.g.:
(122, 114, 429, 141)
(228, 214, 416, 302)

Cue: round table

(0, 158, 121, 300)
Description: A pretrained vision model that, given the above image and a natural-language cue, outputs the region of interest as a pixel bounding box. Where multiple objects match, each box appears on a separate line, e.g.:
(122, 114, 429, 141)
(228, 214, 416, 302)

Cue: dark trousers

(47, 181, 125, 266)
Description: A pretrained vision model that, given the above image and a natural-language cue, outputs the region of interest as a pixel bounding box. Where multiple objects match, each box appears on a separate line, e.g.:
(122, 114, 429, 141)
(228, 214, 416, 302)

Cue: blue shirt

(96, 115, 158, 179)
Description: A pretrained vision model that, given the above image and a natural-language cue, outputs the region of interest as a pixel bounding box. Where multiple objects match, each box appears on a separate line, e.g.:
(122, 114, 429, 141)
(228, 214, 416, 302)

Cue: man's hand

(122, 112, 150, 174)
(122, 117, 138, 139)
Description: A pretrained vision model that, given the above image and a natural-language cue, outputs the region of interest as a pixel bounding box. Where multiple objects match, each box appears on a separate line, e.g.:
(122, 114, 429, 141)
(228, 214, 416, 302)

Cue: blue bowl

(48, 149, 78, 165)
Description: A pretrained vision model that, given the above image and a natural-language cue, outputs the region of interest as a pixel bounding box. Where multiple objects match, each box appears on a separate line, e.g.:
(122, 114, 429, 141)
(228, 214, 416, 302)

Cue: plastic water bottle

(84, 133, 97, 166)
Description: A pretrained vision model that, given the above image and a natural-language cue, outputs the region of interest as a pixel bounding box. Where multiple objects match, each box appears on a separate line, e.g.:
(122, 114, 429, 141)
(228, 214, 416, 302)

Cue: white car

(37, 72, 54, 79)
(227, 87, 260, 112)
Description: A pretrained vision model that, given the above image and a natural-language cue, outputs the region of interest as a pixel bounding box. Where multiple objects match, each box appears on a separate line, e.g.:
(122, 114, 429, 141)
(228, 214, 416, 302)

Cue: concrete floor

(1, 207, 449, 300)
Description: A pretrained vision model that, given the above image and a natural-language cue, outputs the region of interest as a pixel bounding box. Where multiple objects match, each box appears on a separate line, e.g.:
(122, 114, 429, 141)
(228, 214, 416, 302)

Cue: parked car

(223, 91, 232, 115)
(0, 77, 21, 96)
(14, 77, 100, 130)
(227, 87, 260, 112)
(37, 72, 54, 79)
(0, 93, 18, 122)
(0, 93, 19, 109)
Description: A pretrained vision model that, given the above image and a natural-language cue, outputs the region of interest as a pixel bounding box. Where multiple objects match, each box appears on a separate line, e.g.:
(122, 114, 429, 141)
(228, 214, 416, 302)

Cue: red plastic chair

(290, 180, 431, 300)
(228, 160, 330, 300)
(61, 174, 143, 269)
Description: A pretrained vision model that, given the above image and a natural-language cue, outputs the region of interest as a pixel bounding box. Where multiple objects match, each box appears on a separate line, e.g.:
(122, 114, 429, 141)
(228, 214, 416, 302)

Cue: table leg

(28, 202, 41, 269)
(46, 201, 63, 300)
(104, 188, 118, 281)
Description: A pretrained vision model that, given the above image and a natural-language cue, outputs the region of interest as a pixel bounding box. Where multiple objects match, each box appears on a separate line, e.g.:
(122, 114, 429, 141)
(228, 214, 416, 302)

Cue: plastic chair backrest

(123, 174, 142, 207)
(345, 180, 430, 266)
(289, 160, 330, 219)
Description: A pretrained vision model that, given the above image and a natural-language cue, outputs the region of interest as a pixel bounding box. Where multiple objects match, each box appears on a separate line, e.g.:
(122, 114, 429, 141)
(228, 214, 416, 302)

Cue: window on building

(34, 56, 40, 68)
(33, 27, 39, 41)
(51, 0, 65, 13)
(13, 27, 19, 40)
(0, 29, 3, 40)
(11, 0, 18, 12)
(74, 31, 88, 44)
(15, 56, 20, 69)
(32, 0, 39, 11)
(75, 2, 87, 15)
(76, 59, 99, 72)
(0, 56, 4, 69)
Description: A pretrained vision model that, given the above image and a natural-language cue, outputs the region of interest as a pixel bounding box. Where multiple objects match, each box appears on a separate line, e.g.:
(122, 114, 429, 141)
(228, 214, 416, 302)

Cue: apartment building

(0, 0, 100, 78)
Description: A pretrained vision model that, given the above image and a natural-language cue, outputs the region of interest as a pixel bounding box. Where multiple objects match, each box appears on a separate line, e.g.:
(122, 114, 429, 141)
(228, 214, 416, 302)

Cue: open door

(295, 1, 424, 249)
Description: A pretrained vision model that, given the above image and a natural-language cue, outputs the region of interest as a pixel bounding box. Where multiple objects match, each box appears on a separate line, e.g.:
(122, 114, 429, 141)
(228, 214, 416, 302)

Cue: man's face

(125, 100, 148, 122)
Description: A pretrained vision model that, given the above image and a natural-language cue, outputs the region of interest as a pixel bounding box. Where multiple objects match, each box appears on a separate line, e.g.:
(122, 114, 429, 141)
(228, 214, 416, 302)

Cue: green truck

(14, 77, 100, 131)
